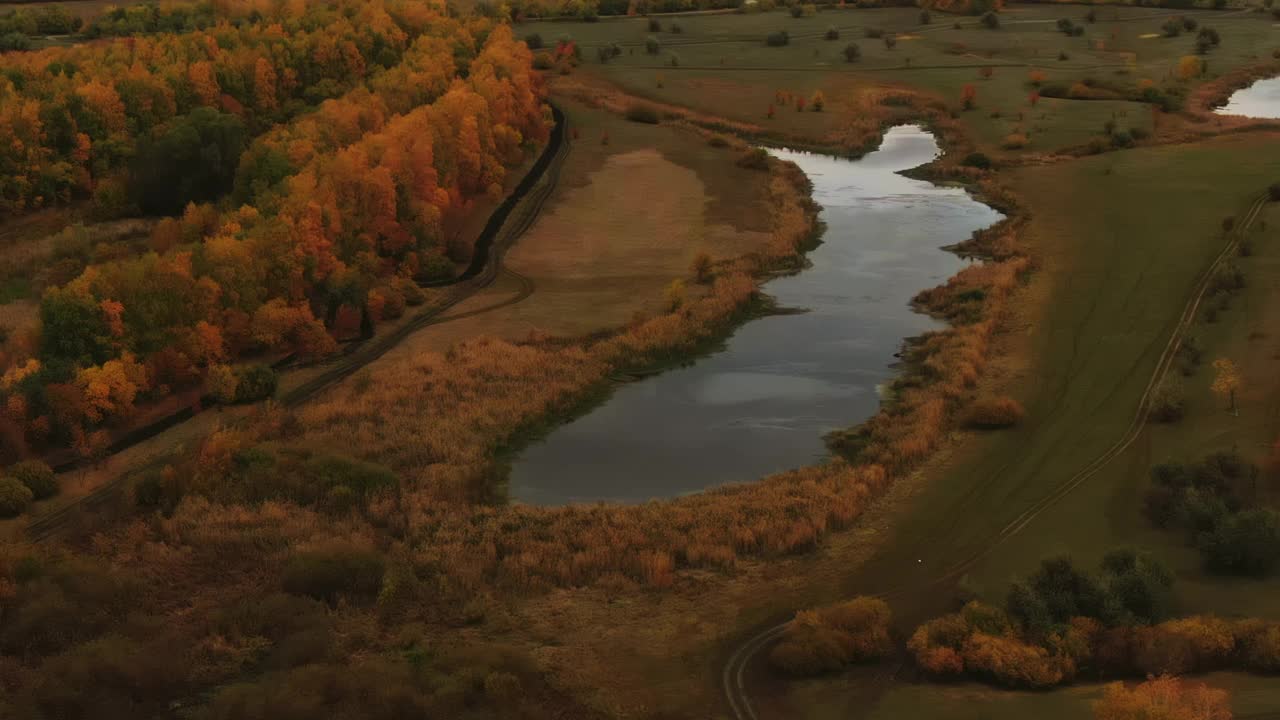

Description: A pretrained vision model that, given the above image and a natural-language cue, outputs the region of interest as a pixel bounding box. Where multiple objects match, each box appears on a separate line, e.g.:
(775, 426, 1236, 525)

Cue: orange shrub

(1094, 675, 1231, 720)
(963, 396, 1025, 429)
(769, 597, 893, 676)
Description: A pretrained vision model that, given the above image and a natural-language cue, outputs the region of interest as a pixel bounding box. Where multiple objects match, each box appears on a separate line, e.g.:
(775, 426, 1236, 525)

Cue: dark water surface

(1215, 76, 1280, 119)
(509, 125, 1003, 505)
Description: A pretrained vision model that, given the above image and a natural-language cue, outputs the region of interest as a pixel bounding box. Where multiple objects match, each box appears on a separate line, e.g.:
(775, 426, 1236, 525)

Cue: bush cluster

(1146, 452, 1279, 577)
(769, 597, 894, 676)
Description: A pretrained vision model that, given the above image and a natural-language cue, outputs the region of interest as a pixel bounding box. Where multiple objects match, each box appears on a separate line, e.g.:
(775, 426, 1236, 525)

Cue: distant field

(0, 0, 114, 20)
(526, 5, 1276, 154)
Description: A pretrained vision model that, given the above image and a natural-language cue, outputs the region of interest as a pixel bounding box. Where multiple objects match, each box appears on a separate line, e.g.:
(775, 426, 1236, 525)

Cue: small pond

(1215, 76, 1280, 119)
(508, 125, 1003, 505)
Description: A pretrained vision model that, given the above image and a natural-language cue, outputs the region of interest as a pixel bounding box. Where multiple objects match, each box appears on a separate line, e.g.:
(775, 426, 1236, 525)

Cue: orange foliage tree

(1094, 676, 1232, 720)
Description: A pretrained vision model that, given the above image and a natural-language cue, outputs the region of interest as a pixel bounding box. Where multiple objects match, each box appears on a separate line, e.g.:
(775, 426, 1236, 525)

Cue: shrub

(1199, 509, 1280, 577)
(1002, 133, 1028, 150)
(1094, 676, 1231, 720)
(692, 252, 714, 283)
(1174, 334, 1202, 375)
(883, 35, 897, 50)
(769, 597, 893, 676)
(1148, 375, 1184, 423)
(765, 30, 789, 47)
(1270, 183, 1280, 202)
(645, 35, 659, 54)
(981, 11, 999, 29)
(1162, 18, 1183, 37)
(0, 33, 32, 52)
(234, 364, 278, 403)
(962, 152, 992, 169)
(523, 33, 543, 50)
(790, 4, 803, 17)
(736, 147, 769, 170)
(964, 396, 1024, 429)
(648, 17, 661, 31)
(302, 453, 397, 501)
(920, 9, 931, 24)
(625, 104, 660, 124)
(824, 25, 839, 40)
(6, 460, 57, 500)
(281, 545, 386, 605)
(843, 42, 861, 62)
(663, 279, 686, 312)
(0, 476, 33, 517)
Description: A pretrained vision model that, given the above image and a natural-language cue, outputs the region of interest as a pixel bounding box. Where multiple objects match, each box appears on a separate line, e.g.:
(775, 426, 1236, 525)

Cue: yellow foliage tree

(1177, 55, 1204, 81)
(664, 279, 686, 311)
(1210, 358, 1240, 415)
(77, 353, 149, 424)
(207, 364, 239, 405)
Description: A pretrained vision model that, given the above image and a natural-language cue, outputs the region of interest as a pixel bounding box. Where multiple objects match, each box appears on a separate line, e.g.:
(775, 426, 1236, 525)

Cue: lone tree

(1211, 357, 1241, 415)
(843, 42, 861, 62)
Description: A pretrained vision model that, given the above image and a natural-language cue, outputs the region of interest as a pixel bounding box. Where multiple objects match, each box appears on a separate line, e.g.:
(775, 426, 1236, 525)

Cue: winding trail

(722, 190, 1272, 720)
(24, 105, 569, 543)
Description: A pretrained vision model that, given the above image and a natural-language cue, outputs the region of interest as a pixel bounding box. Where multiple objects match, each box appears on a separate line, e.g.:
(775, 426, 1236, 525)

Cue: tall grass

(186, 147, 1032, 594)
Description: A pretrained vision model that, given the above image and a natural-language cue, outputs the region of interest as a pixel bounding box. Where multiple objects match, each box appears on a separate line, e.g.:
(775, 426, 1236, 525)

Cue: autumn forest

(2, 0, 1280, 719)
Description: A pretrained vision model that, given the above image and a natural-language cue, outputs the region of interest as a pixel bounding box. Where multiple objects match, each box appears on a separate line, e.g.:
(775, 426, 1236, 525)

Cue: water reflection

(508, 126, 1003, 505)
(1215, 76, 1280, 119)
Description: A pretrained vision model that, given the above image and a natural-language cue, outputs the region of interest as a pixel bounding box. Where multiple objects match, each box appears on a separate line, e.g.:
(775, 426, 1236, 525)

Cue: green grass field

(528, 5, 1277, 153)
(834, 133, 1280, 624)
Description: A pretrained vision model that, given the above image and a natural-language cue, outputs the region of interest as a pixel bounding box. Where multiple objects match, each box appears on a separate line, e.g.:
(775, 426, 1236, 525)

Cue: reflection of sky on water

(509, 126, 1004, 505)
(1215, 77, 1280, 120)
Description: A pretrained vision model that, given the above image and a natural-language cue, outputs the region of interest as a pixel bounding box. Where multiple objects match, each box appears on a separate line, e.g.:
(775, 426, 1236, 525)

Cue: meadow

(526, 4, 1278, 155)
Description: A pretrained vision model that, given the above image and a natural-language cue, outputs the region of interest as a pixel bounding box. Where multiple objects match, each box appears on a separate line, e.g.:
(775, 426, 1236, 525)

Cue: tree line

(0, 1, 548, 463)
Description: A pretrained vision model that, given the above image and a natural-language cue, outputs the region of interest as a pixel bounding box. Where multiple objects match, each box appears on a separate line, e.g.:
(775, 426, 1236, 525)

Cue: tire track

(723, 190, 1271, 720)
